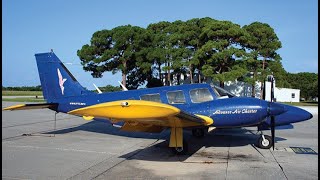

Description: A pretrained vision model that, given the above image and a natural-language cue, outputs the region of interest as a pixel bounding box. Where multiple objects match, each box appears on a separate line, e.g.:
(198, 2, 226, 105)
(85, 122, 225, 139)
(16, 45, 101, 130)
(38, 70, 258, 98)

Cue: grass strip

(2, 91, 43, 96)
(2, 97, 46, 102)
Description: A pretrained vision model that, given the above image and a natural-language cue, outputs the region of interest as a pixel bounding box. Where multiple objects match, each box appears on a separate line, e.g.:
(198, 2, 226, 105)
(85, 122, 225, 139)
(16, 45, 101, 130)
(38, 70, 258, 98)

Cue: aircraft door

(189, 88, 213, 112)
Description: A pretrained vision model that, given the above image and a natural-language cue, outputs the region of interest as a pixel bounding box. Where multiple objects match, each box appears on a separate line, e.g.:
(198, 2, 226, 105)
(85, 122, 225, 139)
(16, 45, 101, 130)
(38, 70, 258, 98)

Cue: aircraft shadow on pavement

(119, 130, 286, 162)
(44, 120, 167, 139)
(44, 120, 286, 161)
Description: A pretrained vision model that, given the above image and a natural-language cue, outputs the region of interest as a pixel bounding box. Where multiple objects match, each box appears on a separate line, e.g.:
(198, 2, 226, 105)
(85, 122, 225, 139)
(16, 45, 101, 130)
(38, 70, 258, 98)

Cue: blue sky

(2, 0, 318, 89)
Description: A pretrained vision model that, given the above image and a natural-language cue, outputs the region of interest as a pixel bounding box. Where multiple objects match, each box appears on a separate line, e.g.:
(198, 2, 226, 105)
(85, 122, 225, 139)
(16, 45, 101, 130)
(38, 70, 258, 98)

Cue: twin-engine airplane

(4, 52, 313, 154)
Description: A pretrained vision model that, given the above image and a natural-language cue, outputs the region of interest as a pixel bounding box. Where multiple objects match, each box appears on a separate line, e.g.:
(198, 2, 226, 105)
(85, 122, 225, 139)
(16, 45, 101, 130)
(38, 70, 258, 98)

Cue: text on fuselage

(213, 109, 258, 115)
(69, 102, 86, 105)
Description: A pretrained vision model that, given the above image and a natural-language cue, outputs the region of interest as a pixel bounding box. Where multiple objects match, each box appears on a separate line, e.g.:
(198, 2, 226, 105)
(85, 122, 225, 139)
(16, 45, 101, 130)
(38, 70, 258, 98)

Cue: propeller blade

(266, 75, 277, 150)
(270, 75, 275, 150)
(271, 116, 275, 150)
(262, 82, 266, 100)
(270, 76, 274, 102)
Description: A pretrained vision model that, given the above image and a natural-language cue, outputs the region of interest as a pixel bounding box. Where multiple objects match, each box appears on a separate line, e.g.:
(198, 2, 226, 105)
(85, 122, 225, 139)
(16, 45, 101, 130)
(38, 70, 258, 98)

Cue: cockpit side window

(166, 90, 186, 104)
(189, 88, 213, 103)
(140, 93, 161, 102)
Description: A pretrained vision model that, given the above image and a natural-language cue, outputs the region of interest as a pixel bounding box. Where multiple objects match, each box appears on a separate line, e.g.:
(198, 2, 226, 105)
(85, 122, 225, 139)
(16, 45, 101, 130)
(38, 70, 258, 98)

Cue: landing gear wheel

(257, 135, 273, 149)
(192, 128, 205, 138)
(171, 141, 188, 155)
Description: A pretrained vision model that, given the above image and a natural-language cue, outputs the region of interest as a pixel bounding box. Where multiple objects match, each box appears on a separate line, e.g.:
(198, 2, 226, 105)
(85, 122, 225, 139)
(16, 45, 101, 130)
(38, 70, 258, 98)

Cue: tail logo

(57, 68, 67, 95)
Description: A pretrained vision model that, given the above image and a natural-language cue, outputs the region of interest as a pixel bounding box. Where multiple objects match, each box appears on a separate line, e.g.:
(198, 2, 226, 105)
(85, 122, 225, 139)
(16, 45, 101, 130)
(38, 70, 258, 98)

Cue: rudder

(35, 52, 92, 102)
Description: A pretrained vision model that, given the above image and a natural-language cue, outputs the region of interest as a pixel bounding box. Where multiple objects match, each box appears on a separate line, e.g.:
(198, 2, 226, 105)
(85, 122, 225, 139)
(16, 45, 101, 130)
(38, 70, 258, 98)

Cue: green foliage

(146, 77, 164, 88)
(266, 60, 291, 88)
(77, 17, 313, 95)
(197, 20, 248, 87)
(2, 85, 42, 91)
(242, 22, 282, 60)
(2, 97, 45, 102)
(78, 25, 152, 88)
(2, 90, 43, 96)
(96, 85, 122, 92)
(237, 22, 282, 95)
(286, 72, 318, 100)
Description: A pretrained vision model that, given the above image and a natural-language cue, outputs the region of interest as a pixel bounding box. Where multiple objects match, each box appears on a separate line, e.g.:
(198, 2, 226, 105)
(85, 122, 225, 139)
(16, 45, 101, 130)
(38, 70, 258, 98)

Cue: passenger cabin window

(190, 88, 213, 103)
(140, 93, 161, 102)
(166, 90, 186, 104)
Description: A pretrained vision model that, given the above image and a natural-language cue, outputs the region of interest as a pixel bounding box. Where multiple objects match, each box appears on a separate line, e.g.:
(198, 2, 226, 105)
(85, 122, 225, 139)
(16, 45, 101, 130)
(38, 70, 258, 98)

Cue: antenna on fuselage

(118, 81, 128, 91)
(93, 83, 102, 94)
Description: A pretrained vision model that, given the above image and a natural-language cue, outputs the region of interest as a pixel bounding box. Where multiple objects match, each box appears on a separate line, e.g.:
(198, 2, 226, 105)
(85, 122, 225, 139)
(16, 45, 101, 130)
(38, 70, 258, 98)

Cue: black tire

(192, 128, 205, 138)
(171, 141, 188, 155)
(257, 135, 273, 149)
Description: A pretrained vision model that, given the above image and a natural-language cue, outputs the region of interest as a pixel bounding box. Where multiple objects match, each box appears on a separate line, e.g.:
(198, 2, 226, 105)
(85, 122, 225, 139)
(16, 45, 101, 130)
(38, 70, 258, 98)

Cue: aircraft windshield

(211, 85, 236, 98)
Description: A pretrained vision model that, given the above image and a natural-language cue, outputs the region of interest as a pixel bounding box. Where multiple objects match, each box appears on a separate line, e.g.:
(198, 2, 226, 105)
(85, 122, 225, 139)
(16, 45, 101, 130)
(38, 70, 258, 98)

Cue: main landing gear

(170, 128, 207, 154)
(257, 134, 273, 149)
(169, 127, 209, 154)
(169, 127, 188, 155)
(171, 140, 188, 155)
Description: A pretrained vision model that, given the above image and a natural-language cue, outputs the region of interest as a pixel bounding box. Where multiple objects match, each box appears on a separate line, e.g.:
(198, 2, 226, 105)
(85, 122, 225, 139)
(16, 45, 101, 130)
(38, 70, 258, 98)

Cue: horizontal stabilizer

(3, 103, 58, 111)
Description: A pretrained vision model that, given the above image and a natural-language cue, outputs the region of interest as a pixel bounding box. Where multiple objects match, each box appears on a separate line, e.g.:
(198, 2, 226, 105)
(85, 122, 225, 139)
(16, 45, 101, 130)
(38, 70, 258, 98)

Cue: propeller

(270, 116, 275, 150)
(261, 75, 286, 150)
(268, 75, 275, 150)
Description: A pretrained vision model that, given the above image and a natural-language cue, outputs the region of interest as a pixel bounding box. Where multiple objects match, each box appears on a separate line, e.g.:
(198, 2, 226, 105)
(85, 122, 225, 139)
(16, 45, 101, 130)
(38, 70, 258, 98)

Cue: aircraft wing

(3, 103, 58, 111)
(68, 100, 213, 132)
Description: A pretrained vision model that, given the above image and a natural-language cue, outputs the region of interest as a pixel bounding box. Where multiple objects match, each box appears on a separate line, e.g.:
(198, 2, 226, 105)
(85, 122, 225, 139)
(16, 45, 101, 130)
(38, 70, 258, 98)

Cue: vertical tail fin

(35, 52, 92, 102)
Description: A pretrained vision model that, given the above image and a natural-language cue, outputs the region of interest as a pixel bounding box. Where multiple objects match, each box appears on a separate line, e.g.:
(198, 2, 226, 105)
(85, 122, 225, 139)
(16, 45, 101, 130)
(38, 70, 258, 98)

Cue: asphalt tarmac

(2, 101, 318, 180)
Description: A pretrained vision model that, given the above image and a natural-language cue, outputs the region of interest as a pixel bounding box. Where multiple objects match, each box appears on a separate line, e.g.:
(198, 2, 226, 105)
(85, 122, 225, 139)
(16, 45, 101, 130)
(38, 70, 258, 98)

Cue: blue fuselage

(53, 83, 312, 128)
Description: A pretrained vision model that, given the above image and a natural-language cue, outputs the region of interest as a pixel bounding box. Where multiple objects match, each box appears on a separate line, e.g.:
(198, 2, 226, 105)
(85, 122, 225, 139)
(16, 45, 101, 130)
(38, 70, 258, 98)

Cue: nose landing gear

(257, 134, 273, 149)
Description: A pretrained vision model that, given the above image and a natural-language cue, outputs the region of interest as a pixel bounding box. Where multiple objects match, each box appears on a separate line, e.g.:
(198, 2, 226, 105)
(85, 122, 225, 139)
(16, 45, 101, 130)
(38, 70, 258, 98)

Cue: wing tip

(195, 114, 214, 126)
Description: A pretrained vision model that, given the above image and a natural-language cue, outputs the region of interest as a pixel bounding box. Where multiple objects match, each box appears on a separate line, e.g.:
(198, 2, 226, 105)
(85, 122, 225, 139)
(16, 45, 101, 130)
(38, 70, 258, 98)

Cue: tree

(266, 60, 291, 88)
(146, 77, 163, 88)
(197, 20, 247, 88)
(2, 85, 42, 91)
(242, 22, 282, 98)
(238, 56, 289, 97)
(237, 58, 262, 97)
(97, 85, 122, 92)
(78, 25, 151, 88)
(286, 72, 318, 100)
(167, 17, 214, 84)
(147, 21, 172, 85)
(78, 18, 285, 91)
(166, 20, 190, 85)
(77, 30, 113, 78)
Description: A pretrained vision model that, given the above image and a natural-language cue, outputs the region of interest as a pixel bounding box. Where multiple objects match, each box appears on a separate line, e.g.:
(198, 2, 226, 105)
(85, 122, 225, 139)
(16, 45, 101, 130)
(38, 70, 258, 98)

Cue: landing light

(121, 101, 129, 107)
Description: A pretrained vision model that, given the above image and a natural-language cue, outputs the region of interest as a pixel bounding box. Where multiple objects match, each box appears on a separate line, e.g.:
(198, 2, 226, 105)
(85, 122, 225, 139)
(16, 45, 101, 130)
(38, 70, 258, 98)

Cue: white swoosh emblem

(57, 68, 67, 95)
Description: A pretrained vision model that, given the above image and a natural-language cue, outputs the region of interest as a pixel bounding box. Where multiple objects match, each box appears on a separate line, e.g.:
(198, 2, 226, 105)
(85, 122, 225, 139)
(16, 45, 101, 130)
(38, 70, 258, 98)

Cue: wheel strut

(169, 127, 187, 155)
